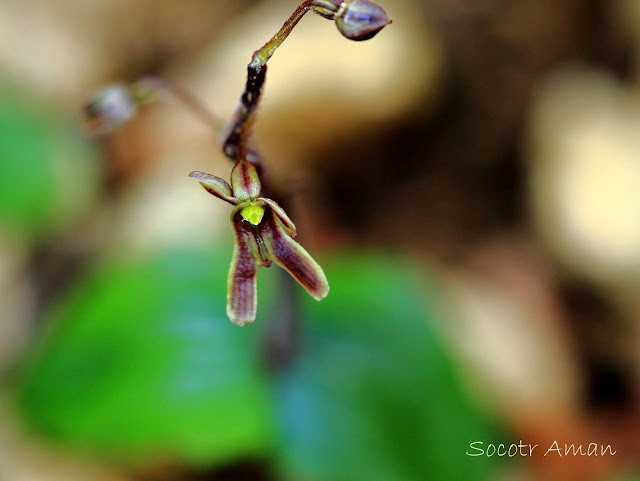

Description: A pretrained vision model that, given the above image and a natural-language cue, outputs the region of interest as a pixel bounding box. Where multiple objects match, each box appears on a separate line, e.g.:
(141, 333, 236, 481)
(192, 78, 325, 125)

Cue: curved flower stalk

(84, 76, 222, 136)
(84, 0, 391, 327)
(205, 0, 390, 325)
(222, 0, 392, 163)
(190, 161, 329, 326)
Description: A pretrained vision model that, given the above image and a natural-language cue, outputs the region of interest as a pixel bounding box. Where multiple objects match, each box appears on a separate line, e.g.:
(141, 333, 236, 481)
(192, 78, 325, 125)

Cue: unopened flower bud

(335, 0, 391, 41)
(83, 84, 137, 135)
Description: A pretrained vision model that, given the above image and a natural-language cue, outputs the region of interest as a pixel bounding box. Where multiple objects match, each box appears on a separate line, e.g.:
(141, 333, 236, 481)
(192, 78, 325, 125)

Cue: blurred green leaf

(17, 247, 504, 478)
(0, 91, 99, 239)
(18, 249, 274, 464)
(272, 253, 502, 481)
(607, 474, 640, 481)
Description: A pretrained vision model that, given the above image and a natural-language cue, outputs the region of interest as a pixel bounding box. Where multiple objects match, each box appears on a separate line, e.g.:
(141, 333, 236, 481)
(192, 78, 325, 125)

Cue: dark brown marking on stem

(222, 0, 344, 165)
(223, 64, 268, 163)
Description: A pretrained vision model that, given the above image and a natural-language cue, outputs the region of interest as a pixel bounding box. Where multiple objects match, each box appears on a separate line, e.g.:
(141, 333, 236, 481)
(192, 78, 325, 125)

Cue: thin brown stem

(251, 1, 315, 68)
(222, 0, 343, 166)
(133, 76, 224, 134)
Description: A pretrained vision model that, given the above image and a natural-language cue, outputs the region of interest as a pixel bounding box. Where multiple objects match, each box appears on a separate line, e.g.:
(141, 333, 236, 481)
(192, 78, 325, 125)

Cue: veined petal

(231, 160, 261, 201)
(189, 171, 237, 204)
(260, 211, 329, 301)
(227, 209, 264, 326)
(257, 197, 296, 235)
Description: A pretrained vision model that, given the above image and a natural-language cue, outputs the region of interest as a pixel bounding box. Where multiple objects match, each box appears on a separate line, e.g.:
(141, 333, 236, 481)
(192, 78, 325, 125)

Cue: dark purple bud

(335, 0, 391, 41)
(83, 84, 138, 135)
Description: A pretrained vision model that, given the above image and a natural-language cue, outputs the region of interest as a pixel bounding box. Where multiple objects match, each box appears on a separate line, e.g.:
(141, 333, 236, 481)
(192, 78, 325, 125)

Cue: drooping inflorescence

(222, 0, 391, 165)
(84, 0, 391, 325)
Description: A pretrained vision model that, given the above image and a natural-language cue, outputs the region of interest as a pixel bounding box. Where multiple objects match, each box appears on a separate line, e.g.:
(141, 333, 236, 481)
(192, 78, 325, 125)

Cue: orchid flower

(190, 161, 329, 326)
(85, 0, 390, 328)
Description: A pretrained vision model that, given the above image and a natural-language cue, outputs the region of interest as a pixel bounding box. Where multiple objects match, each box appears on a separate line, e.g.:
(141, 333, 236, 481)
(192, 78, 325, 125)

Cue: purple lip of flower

(189, 160, 329, 326)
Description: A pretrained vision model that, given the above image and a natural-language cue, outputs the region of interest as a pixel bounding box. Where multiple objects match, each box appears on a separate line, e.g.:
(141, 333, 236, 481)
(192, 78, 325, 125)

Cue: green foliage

(18, 249, 502, 480)
(272, 253, 501, 481)
(18, 249, 275, 464)
(0, 92, 99, 240)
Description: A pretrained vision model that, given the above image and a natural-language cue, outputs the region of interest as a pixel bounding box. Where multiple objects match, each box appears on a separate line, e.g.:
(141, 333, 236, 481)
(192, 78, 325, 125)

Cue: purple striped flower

(190, 160, 329, 326)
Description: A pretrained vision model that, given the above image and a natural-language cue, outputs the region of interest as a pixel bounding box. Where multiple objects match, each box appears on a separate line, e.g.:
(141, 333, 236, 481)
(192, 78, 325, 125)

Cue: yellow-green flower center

(241, 204, 265, 225)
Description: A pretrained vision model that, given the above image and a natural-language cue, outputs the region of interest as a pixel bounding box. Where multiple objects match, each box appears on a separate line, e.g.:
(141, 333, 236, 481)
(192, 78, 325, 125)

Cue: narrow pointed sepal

(257, 198, 296, 235)
(227, 209, 263, 326)
(260, 211, 329, 301)
(189, 171, 237, 204)
(231, 160, 261, 201)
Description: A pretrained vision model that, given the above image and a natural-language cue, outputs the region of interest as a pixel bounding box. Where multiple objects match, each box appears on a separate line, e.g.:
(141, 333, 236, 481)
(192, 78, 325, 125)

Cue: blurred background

(0, 0, 639, 480)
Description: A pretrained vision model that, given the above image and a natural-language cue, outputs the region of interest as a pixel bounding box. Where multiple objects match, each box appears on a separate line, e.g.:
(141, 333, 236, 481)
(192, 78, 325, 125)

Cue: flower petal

(260, 211, 329, 301)
(189, 171, 237, 204)
(231, 160, 261, 201)
(257, 197, 296, 235)
(227, 209, 264, 326)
